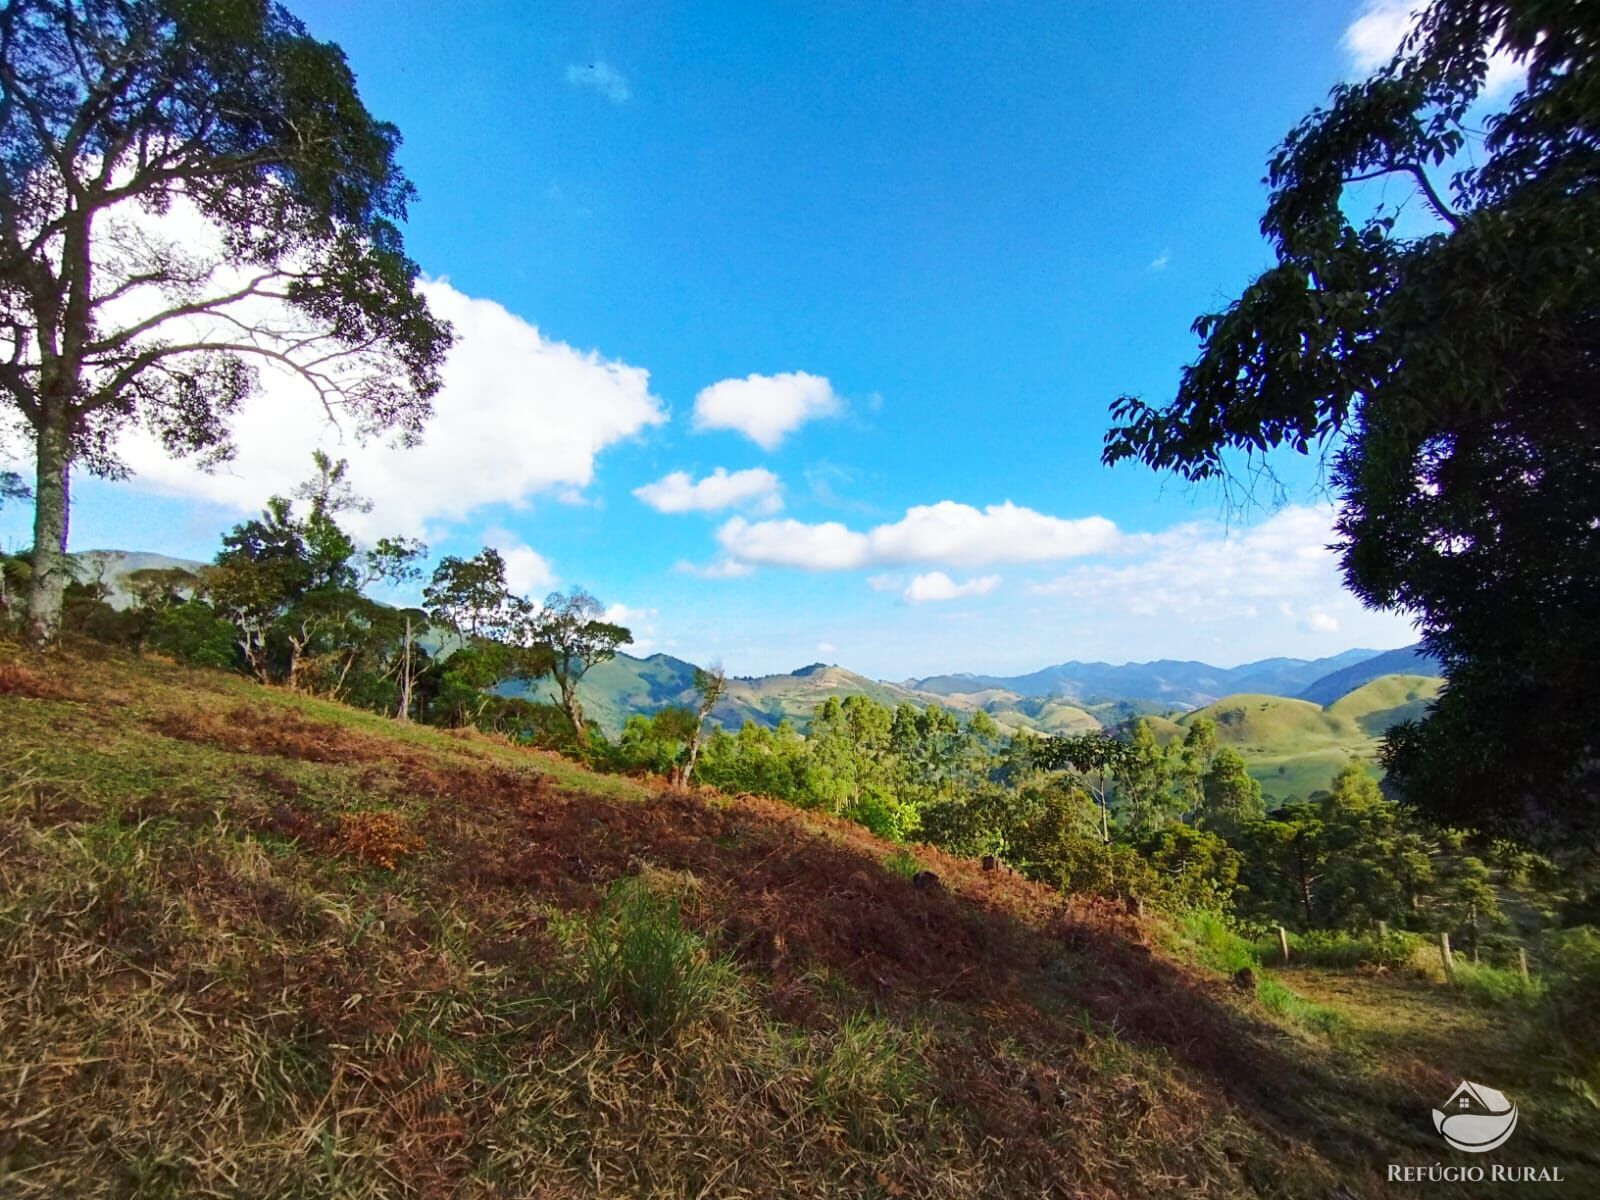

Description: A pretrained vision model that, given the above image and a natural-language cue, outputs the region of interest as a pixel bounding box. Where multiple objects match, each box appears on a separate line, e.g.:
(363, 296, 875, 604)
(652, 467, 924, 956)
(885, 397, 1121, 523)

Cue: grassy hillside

(1298, 645, 1444, 706)
(1179, 694, 1376, 801)
(3, 645, 1590, 1197)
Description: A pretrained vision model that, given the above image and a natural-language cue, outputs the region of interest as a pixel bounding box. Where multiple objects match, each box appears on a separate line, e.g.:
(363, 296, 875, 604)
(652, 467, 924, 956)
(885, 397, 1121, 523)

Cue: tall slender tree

(0, 0, 451, 640)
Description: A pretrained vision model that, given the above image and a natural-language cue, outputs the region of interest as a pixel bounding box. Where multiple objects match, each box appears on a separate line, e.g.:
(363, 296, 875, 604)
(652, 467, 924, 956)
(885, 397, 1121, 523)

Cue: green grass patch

(1255, 975, 1347, 1033)
(579, 874, 742, 1040)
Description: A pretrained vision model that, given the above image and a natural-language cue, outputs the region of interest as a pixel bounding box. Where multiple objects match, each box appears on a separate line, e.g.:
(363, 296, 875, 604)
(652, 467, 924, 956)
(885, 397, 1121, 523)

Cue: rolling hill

(1175, 675, 1444, 801)
(1298, 644, 1444, 705)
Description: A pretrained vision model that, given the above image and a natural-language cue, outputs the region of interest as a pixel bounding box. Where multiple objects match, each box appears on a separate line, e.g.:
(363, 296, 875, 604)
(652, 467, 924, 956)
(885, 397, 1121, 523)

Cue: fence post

(1277, 925, 1291, 965)
(1517, 947, 1530, 983)
(1440, 931, 1455, 980)
(1377, 919, 1388, 940)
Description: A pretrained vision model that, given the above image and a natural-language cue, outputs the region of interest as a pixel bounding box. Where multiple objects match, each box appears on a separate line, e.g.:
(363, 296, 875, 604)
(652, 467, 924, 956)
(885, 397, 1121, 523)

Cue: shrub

(581, 875, 739, 1040)
(1536, 926, 1600, 1102)
(1172, 909, 1259, 975)
(1256, 927, 1427, 971)
(1452, 960, 1542, 1008)
(334, 810, 423, 870)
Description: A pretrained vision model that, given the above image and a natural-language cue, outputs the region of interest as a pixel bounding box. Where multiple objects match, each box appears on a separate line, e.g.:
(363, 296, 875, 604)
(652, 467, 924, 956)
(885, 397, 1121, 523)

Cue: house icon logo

(1432, 1081, 1518, 1153)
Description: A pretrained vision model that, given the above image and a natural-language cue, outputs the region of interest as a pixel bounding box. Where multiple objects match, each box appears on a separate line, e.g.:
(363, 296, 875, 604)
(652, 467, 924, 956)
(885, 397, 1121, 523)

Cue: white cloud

(115, 279, 666, 538)
(902, 571, 1002, 604)
(565, 61, 630, 104)
(1028, 504, 1409, 639)
(501, 544, 557, 595)
(1343, 1, 1524, 97)
(633, 466, 782, 514)
(674, 558, 755, 580)
(692, 371, 841, 450)
(716, 501, 1119, 571)
(1149, 250, 1170, 271)
(1303, 609, 1340, 635)
(816, 641, 837, 655)
(601, 602, 658, 653)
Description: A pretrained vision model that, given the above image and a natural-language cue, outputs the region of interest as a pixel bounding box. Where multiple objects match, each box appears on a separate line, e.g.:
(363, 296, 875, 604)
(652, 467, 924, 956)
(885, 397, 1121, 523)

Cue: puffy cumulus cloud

(716, 501, 1119, 572)
(482, 528, 557, 596)
(691, 371, 841, 450)
(633, 466, 782, 514)
(565, 61, 630, 104)
(115, 279, 666, 538)
(1344, 0, 1524, 96)
(902, 571, 1001, 604)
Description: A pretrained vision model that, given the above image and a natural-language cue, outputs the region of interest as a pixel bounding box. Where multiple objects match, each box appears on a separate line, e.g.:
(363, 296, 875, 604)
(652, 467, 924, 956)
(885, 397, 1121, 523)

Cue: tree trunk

(397, 614, 414, 722)
(26, 414, 73, 643)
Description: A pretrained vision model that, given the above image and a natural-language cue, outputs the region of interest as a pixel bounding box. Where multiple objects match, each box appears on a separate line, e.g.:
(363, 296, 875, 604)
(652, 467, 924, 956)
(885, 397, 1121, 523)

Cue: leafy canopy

(1103, 0, 1600, 849)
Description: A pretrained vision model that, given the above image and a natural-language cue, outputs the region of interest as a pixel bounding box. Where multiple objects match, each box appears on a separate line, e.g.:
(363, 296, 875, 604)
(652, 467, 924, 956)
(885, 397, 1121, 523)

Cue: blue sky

(2, 1, 1452, 677)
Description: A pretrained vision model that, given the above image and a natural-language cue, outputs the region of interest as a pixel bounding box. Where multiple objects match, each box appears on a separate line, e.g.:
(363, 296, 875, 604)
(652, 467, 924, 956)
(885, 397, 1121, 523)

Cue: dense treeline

(0, 454, 632, 742)
(615, 693, 1588, 963)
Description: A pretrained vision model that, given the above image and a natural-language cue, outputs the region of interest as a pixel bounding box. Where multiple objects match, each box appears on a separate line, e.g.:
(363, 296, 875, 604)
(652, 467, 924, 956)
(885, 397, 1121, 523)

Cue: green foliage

(1103, 0, 1600, 847)
(1537, 926, 1600, 1102)
(1197, 747, 1264, 838)
(1172, 909, 1260, 975)
(1, 0, 451, 637)
(1451, 960, 1543, 1009)
(579, 876, 739, 1040)
(1263, 928, 1426, 971)
(146, 599, 237, 669)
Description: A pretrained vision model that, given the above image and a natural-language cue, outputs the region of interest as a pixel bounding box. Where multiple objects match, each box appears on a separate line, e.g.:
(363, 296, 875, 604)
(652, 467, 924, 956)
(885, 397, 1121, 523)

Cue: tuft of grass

(882, 848, 922, 880)
(1171, 909, 1260, 975)
(580, 874, 741, 1040)
(1255, 976, 1347, 1034)
(812, 1013, 930, 1152)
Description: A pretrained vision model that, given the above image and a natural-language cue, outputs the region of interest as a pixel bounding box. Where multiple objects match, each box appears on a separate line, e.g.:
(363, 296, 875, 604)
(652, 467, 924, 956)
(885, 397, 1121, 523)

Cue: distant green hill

(1297, 644, 1444, 705)
(1174, 677, 1442, 802)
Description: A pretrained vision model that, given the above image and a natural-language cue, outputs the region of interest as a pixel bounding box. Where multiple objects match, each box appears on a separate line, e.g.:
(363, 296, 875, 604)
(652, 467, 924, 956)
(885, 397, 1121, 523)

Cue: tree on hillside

(0, 0, 452, 641)
(1197, 747, 1265, 839)
(1041, 731, 1133, 843)
(424, 550, 518, 641)
(525, 587, 631, 741)
(1102, 0, 1599, 849)
(674, 663, 727, 788)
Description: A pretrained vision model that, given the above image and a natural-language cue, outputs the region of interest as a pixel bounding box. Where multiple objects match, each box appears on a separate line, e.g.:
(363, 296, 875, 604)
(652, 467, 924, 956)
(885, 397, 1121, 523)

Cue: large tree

(1103, 0, 1598, 849)
(0, 0, 451, 640)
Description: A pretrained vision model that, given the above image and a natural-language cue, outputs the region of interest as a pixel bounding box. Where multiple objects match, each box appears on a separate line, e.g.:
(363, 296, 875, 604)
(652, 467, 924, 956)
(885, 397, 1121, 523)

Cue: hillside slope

(5, 647, 1587, 1197)
(1177, 689, 1399, 802)
(1298, 644, 1444, 705)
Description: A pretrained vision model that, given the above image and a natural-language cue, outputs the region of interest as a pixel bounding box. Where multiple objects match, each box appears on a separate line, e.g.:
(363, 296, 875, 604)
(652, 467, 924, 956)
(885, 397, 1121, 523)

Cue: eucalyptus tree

(0, 0, 451, 640)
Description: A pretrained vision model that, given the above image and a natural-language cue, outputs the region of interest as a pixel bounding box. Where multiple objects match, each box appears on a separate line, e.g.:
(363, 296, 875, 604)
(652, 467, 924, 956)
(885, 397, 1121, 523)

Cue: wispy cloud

(565, 60, 631, 104)
(1149, 250, 1170, 271)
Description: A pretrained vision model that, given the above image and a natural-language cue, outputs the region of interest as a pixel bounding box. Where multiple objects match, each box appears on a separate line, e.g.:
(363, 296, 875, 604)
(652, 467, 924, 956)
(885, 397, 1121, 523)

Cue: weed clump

(580, 874, 740, 1039)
